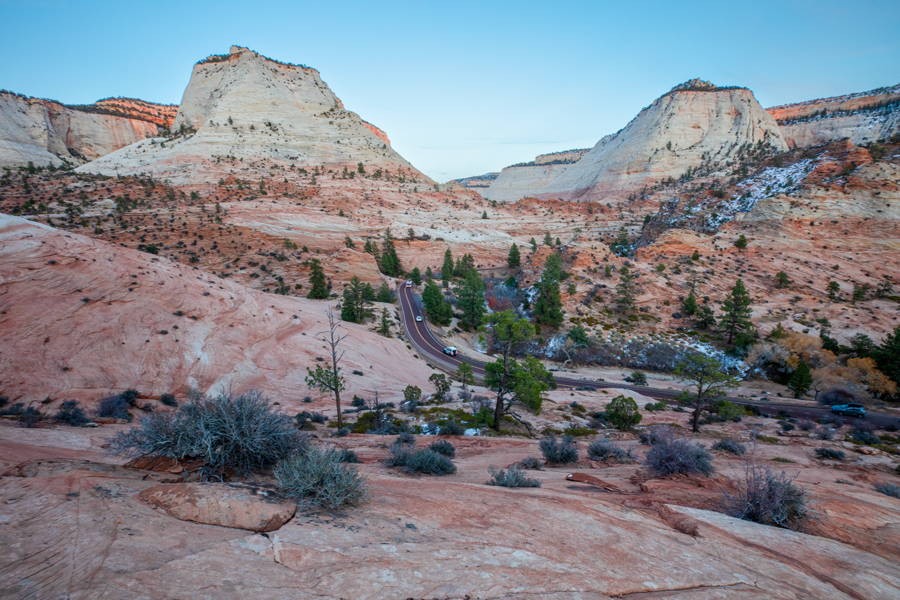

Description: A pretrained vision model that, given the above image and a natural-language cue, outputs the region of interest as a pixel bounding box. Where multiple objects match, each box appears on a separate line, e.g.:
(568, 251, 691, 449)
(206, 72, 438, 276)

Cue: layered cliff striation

(768, 83, 900, 149)
(0, 91, 173, 167)
(535, 80, 787, 204)
(79, 46, 423, 183)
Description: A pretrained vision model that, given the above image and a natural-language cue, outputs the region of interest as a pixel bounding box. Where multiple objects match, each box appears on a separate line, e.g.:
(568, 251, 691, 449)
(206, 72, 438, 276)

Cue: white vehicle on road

(443, 346, 457, 356)
(415, 315, 423, 322)
(405, 280, 413, 288)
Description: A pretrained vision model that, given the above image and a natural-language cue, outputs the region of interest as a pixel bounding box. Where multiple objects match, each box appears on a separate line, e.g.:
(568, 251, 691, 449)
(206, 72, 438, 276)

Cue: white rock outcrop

(78, 46, 423, 183)
(535, 80, 787, 204)
(0, 92, 164, 167)
(481, 148, 589, 202)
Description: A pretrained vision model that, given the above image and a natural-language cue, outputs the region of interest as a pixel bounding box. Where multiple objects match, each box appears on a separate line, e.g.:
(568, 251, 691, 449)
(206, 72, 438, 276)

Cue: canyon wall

(768, 83, 900, 148)
(0, 92, 170, 167)
(481, 148, 590, 202)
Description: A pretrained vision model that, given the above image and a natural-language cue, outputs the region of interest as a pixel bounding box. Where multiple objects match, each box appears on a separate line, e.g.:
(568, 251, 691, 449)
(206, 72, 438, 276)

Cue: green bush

(486, 465, 541, 488)
(587, 439, 633, 463)
(540, 434, 578, 464)
(712, 438, 746, 455)
(723, 464, 808, 529)
(275, 446, 368, 509)
(644, 427, 713, 476)
(429, 439, 456, 458)
(385, 434, 456, 475)
(606, 395, 642, 430)
(55, 400, 90, 426)
(814, 448, 845, 460)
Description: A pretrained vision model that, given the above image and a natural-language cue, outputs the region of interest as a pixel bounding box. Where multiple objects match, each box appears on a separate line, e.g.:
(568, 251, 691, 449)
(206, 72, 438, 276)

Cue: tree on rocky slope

(306, 311, 348, 427)
(307, 258, 328, 299)
(533, 256, 564, 327)
(456, 362, 474, 390)
(674, 354, 739, 432)
(682, 291, 698, 317)
(481, 310, 556, 432)
(719, 278, 753, 345)
(507, 243, 521, 268)
(616, 266, 637, 313)
(457, 270, 486, 330)
(340, 276, 370, 324)
(442, 248, 454, 282)
(380, 229, 402, 277)
(423, 279, 452, 325)
(788, 361, 812, 398)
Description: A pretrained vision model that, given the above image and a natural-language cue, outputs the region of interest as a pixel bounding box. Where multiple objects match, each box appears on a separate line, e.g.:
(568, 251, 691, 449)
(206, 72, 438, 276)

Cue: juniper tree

(616, 266, 637, 313)
(674, 354, 740, 432)
(376, 282, 392, 303)
(441, 248, 454, 281)
(456, 362, 474, 390)
(774, 271, 791, 288)
(681, 291, 698, 316)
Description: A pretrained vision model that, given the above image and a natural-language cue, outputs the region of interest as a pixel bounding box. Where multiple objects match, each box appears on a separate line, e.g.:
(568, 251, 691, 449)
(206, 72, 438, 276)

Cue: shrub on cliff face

(55, 400, 90, 427)
(110, 390, 307, 479)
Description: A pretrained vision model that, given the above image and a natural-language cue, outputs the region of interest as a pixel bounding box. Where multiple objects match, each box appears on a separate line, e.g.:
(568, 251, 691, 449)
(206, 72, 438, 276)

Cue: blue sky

(2, 0, 898, 181)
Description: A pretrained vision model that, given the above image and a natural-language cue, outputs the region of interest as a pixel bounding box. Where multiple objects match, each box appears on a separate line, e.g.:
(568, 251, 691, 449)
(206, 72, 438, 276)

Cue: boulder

(139, 483, 296, 532)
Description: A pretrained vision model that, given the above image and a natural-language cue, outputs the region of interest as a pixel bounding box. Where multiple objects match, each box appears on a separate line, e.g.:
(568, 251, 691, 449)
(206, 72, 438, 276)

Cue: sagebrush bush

(815, 448, 845, 460)
(19, 407, 42, 428)
(110, 390, 308, 478)
(712, 438, 746, 455)
(817, 387, 856, 406)
(486, 465, 541, 488)
(332, 427, 350, 438)
(874, 482, 900, 498)
(429, 439, 456, 458)
(160, 394, 178, 407)
(587, 438, 633, 463)
(55, 400, 90, 426)
(815, 428, 835, 441)
(780, 421, 796, 432)
(644, 427, 714, 476)
(797, 419, 815, 431)
(852, 430, 880, 445)
(540, 434, 578, 464)
(723, 462, 808, 529)
(639, 424, 673, 446)
(275, 446, 368, 509)
(519, 456, 543, 470)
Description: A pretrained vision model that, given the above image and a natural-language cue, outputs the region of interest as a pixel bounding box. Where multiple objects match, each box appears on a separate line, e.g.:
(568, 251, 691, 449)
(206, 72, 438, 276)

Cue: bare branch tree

(306, 311, 349, 427)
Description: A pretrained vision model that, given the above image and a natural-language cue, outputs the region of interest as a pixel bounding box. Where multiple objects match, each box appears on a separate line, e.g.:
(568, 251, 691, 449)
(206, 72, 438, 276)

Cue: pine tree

(363, 239, 374, 254)
(543, 232, 553, 246)
(457, 269, 486, 330)
(828, 280, 840, 300)
(735, 234, 748, 250)
(378, 308, 391, 336)
(340, 289, 357, 322)
(481, 210, 488, 219)
(441, 248, 454, 281)
(615, 266, 636, 313)
(363, 283, 375, 302)
(530, 237, 537, 252)
(719, 278, 753, 345)
(380, 229, 402, 276)
(423, 279, 451, 325)
(411, 267, 422, 286)
(425, 266, 433, 280)
(376, 282, 392, 303)
(507, 243, 521, 268)
(774, 271, 791, 288)
(344, 236, 355, 249)
(788, 361, 812, 398)
(306, 258, 328, 299)
(533, 260, 563, 327)
(681, 291, 698, 316)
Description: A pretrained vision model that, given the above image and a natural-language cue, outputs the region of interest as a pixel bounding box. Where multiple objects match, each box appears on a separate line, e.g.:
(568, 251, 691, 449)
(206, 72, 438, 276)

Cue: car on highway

(415, 315, 423, 322)
(832, 403, 866, 418)
(405, 280, 413, 288)
(443, 346, 457, 356)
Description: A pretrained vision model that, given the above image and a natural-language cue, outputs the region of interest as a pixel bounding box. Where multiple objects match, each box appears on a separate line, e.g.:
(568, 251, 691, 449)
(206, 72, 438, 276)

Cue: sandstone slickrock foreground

(2, 425, 900, 599)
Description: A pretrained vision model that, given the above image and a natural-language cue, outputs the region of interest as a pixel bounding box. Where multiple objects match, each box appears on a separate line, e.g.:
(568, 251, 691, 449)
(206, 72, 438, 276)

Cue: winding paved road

(397, 284, 899, 427)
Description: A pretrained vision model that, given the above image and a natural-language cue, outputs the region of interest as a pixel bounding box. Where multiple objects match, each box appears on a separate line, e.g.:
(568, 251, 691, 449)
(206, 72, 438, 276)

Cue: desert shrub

(817, 387, 856, 406)
(110, 389, 308, 478)
(605, 395, 642, 430)
(645, 401, 667, 412)
(295, 412, 317, 430)
(55, 400, 90, 426)
(851, 429, 880, 445)
(402, 449, 456, 476)
(439, 420, 465, 436)
(119, 389, 140, 405)
(781, 422, 795, 432)
(874, 482, 900, 498)
(723, 462, 808, 529)
(587, 438, 634, 463)
(309, 412, 328, 424)
(624, 371, 647, 385)
(275, 446, 367, 509)
(519, 456, 543, 469)
(0, 401, 23, 416)
(97, 395, 132, 420)
(712, 438, 746, 455)
(815, 448, 845, 460)
(19, 407, 42, 428)
(714, 401, 743, 422)
(814, 428, 835, 440)
(457, 390, 472, 402)
(644, 427, 714, 476)
(429, 439, 456, 458)
(540, 434, 578, 464)
(160, 394, 178, 407)
(337, 448, 360, 463)
(332, 426, 350, 438)
(486, 465, 541, 488)
(797, 419, 815, 431)
(351, 396, 367, 408)
(639, 424, 674, 446)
